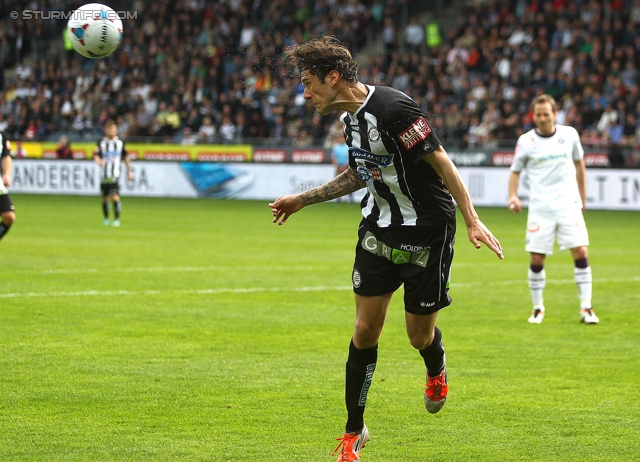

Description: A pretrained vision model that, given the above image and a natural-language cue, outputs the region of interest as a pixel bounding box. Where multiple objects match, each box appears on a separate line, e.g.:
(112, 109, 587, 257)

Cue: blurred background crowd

(1, 0, 639, 166)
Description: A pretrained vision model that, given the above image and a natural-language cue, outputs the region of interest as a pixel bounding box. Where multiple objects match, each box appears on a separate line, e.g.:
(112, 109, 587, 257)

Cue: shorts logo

(361, 231, 430, 267)
(527, 221, 540, 232)
(398, 117, 431, 150)
(352, 269, 362, 288)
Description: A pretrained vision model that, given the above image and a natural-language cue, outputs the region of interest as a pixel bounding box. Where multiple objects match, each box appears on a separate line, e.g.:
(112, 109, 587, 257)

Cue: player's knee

(2, 212, 15, 226)
(408, 332, 433, 350)
(530, 253, 546, 266)
(354, 320, 383, 344)
(572, 246, 588, 261)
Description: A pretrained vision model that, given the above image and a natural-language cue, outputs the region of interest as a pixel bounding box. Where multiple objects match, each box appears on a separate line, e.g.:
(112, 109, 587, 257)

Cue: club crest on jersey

(398, 117, 431, 150)
(368, 127, 381, 142)
(356, 165, 382, 184)
(349, 147, 393, 167)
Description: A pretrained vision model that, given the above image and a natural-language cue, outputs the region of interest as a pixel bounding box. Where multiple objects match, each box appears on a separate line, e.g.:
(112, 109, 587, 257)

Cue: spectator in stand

(382, 16, 397, 64)
(219, 115, 237, 144)
(605, 118, 626, 168)
(197, 116, 216, 144)
(55, 135, 73, 159)
(1, 0, 640, 162)
(596, 103, 618, 136)
(403, 17, 424, 54)
(622, 113, 638, 146)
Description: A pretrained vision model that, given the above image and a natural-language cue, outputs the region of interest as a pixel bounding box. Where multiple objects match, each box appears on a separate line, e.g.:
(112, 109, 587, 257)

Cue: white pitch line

(12, 265, 320, 275)
(2, 277, 638, 299)
(0, 286, 354, 299)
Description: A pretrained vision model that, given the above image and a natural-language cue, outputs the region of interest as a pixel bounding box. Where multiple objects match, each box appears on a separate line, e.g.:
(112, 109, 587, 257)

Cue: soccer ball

(67, 3, 123, 58)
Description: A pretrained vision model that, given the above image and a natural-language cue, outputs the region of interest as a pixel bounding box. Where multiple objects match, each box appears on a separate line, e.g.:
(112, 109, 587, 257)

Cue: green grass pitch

(1, 194, 639, 461)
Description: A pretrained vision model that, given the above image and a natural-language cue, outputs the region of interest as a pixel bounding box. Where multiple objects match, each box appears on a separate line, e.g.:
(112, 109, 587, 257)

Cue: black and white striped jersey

(0, 132, 10, 161)
(94, 137, 127, 184)
(0, 132, 10, 195)
(341, 85, 455, 228)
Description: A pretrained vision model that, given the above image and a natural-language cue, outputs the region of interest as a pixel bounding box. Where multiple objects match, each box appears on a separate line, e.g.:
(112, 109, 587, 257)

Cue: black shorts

(101, 182, 120, 197)
(0, 194, 14, 214)
(352, 218, 455, 315)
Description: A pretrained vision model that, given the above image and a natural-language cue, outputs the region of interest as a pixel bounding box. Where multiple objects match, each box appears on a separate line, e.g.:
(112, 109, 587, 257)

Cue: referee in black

(269, 36, 504, 462)
(93, 120, 133, 227)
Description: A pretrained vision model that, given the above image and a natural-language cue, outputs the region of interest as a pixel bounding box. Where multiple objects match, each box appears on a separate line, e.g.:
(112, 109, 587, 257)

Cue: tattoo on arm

(301, 169, 365, 206)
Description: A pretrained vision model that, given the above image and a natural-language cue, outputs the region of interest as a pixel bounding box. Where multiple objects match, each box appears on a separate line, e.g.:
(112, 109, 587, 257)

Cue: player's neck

(535, 125, 556, 137)
(333, 82, 369, 115)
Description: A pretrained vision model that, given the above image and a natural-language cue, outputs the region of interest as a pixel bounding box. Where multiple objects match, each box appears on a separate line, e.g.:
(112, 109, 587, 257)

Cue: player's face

(532, 102, 556, 135)
(300, 70, 337, 115)
(105, 124, 118, 138)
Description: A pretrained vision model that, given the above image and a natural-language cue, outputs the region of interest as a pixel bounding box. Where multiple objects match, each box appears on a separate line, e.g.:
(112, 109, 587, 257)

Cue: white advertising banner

(10, 159, 198, 198)
(9, 160, 339, 200)
(9, 160, 640, 210)
(457, 167, 640, 211)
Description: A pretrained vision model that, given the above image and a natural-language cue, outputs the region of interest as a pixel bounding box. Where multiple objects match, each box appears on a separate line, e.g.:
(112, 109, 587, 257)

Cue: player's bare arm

(508, 171, 523, 213)
(300, 168, 364, 206)
(125, 156, 133, 181)
(424, 146, 504, 259)
(574, 158, 587, 212)
(270, 168, 364, 225)
(1, 156, 11, 187)
(93, 149, 103, 167)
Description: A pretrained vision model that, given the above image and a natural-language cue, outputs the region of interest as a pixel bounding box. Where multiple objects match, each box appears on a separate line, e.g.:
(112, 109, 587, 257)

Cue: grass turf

(1, 194, 639, 461)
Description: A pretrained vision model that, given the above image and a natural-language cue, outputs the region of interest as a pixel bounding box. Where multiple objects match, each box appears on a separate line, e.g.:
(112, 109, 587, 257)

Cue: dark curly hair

(284, 36, 359, 84)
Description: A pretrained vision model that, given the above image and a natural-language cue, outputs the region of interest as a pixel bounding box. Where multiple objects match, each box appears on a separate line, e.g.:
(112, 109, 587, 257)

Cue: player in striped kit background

(93, 120, 133, 227)
(0, 131, 16, 242)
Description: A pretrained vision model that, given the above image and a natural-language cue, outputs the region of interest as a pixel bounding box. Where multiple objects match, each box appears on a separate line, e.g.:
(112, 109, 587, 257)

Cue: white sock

(574, 266, 592, 309)
(528, 268, 546, 309)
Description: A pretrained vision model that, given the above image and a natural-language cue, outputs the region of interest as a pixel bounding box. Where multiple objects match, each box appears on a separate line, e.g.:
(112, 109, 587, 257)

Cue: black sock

(102, 202, 109, 219)
(0, 222, 11, 241)
(420, 326, 445, 377)
(114, 201, 121, 220)
(575, 258, 589, 269)
(345, 339, 377, 433)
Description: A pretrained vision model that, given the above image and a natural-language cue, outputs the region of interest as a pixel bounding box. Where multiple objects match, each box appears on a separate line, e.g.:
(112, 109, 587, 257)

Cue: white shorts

(525, 208, 589, 255)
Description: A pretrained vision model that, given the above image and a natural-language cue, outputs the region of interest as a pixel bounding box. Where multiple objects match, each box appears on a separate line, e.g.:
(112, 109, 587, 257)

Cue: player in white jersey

(269, 36, 504, 462)
(93, 120, 133, 227)
(508, 95, 599, 325)
(0, 131, 16, 242)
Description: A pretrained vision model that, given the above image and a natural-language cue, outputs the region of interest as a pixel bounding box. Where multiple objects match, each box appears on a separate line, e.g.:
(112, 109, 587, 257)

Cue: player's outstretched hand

(468, 220, 504, 260)
(269, 194, 304, 226)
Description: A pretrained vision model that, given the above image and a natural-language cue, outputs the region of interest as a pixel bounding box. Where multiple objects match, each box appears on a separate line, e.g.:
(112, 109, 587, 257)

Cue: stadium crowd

(1, 0, 640, 165)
